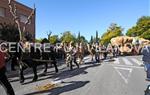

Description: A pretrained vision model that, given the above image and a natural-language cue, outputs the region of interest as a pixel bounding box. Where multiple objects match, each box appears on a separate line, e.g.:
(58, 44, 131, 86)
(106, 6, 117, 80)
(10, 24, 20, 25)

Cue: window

(0, 7, 5, 17)
(20, 14, 31, 24)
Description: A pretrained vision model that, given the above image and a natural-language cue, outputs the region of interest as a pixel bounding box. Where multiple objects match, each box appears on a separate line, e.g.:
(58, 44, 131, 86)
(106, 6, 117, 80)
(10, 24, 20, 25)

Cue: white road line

(114, 67, 132, 84)
(130, 58, 143, 66)
(114, 65, 143, 69)
(113, 58, 120, 64)
(122, 58, 133, 65)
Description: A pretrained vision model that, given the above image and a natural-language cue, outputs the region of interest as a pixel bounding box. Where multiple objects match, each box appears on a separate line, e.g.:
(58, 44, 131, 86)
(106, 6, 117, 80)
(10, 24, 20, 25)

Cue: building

(0, 0, 36, 39)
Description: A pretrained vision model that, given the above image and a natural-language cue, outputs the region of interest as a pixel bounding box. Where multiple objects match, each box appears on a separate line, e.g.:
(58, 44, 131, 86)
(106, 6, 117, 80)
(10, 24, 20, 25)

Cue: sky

(18, 0, 149, 41)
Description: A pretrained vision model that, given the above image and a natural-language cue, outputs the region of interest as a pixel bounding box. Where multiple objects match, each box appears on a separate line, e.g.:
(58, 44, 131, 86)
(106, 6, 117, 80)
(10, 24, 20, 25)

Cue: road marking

(113, 64, 143, 69)
(114, 67, 132, 84)
(113, 58, 120, 64)
(130, 58, 143, 66)
(122, 58, 133, 65)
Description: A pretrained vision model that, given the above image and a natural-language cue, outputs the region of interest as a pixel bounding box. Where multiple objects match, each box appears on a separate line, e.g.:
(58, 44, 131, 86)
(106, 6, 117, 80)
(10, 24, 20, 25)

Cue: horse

(11, 43, 58, 83)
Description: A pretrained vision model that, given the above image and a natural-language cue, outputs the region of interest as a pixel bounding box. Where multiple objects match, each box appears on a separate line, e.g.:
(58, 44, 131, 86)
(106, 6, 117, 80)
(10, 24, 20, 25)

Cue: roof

(15, 0, 34, 11)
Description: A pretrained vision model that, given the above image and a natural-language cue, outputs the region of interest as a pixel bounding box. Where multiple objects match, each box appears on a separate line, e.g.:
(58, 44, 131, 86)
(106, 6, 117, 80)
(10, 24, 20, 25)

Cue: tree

(140, 29, 150, 39)
(35, 38, 43, 43)
(90, 36, 94, 44)
(0, 23, 20, 42)
(49, 35, 58, 44)
(8, 0, 35, 41)
(60, 31, 76, 43)
(76, 31, 81, 42)
(80, 36, 88, 43)
(100, 23, 123, 45)
(96, 30, 99, 43)
(41, 38, 49, 43)
(126, 16, 150, 39)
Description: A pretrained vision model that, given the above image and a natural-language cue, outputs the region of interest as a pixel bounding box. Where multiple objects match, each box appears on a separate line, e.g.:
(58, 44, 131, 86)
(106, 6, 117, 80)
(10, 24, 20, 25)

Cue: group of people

(55, 42, 121, 70)
(87, 43, 120, 62)
(0, 39, 60, 95)
(63, 42, 85, 70)
(1, 38, 149, 95)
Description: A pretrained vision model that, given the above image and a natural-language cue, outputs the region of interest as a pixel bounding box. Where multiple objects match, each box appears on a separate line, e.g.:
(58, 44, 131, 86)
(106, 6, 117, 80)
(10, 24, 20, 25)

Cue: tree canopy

(100, 23, 123, 45)
(35, 38, 43, 43)
(60, 31, 76, 43)
(49, 35, 58, 44)
(126, 16, 150, 39)
(0, 23, 20, 42)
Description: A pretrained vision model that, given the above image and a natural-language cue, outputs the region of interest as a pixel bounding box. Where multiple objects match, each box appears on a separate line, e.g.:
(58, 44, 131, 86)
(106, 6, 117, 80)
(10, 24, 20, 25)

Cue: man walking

(141, 45, 150, 81)
(95, 43, 101, 63)
(0, 40, 15, 95)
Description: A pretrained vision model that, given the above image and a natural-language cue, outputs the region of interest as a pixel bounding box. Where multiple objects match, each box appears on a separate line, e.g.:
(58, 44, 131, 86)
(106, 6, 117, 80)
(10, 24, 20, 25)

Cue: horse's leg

(43, 62, 48, 73)
(19, 65, 25, 83)
(32, 63, 38, 82)
(52, 61, 58, 73)
(11, 56, 16, 71)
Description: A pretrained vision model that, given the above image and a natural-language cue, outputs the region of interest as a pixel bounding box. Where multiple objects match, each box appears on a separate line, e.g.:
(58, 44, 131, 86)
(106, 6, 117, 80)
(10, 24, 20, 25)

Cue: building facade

(0, 0, 36, 39)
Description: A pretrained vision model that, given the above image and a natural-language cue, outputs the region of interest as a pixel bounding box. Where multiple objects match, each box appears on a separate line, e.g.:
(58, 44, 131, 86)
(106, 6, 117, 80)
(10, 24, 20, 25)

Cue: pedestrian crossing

(112, 56, 143, 66)
(82, 55, 144, 67)
(121, 58, 133, 66)
(130, 58, 143, 66)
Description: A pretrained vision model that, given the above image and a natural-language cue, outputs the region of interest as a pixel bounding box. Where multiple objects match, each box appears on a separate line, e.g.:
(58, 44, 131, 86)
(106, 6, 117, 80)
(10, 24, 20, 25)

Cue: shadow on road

(22, 63, 100, 85)
(53, 63, 101, 81)
(8, 60, 100, 85)
(24, 80, 90, 95)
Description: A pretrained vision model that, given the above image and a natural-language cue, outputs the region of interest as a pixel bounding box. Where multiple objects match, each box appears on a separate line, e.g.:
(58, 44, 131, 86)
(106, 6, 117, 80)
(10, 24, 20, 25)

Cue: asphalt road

(0, 55, 149, 95)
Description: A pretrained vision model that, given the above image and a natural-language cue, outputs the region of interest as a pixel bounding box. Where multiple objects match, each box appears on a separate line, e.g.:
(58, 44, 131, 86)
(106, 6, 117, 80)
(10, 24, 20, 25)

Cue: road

(0, 55, 149, 95)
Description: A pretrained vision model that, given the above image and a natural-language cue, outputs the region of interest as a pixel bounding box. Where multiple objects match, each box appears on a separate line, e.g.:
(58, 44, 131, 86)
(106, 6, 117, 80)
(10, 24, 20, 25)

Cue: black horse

(18, 45, 58, 83)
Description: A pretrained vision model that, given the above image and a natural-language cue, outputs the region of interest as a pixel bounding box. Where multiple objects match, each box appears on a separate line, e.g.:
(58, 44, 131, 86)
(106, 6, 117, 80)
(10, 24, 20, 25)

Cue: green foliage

(0, 23, 20, 42)
(126, 16, 150, 39)
(60, 31, 76, 43)
(49, 35, 58, 44)
(42, 38, 49, 43)
(96, 30, 99, 42)
(100, 23, 123, 45)
(76, 32, 81, 42)
(140, 29, 150, 40)
(35, 38, 43, 43)
(80, 36, 88, 43)
(90, 36, 94, 44)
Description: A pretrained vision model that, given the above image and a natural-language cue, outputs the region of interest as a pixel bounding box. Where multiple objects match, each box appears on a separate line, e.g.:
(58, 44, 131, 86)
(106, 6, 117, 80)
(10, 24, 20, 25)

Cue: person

(112, 45, 119, 58)
(78, 42, 84, 64)
(64, 42, 79, 70)
(106, 43, 113, 59)
(95, 43, 100, 63)
(0, 40, 15, 95)
(141, 45, 150, 81)
(64, 43, 71, 67)
(87, 43, 95, 61)
(72, 44, 79, 68)
(102, 45, 107, 60)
